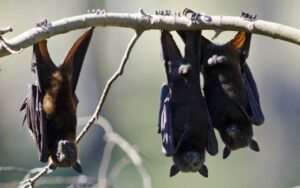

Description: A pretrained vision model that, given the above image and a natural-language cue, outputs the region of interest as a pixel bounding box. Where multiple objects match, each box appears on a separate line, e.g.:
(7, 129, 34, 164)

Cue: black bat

(20, 27, 94, 172)
(178, 11, 264, 159)
(159, 30, 218, 177)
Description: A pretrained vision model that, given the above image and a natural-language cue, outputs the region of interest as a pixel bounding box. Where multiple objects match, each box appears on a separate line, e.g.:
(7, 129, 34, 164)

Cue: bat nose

(226, 126, 238, 137)
(184, 151, 198, 162)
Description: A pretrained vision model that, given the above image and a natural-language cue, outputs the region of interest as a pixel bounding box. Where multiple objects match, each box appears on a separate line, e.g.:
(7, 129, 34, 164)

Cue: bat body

(180, 12, 264, 159)
(159, 30, 218, 177)
(20, 27, 94, 172)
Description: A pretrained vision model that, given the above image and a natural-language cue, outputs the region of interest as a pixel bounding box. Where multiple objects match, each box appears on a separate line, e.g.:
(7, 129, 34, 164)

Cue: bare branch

(1, 10, 300, 57)
(0, 166, 28, 173)
(0, 26, 13, 35)
(110, 156, 130, 180)
(19, 165, 49, 188)
(78, 116, 152, 188)
(76, 30, 142, 143)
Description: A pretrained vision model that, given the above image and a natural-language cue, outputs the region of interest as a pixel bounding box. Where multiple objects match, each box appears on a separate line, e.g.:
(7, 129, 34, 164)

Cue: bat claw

(240, 11, 257, 21)
(35, 18, 50, 28)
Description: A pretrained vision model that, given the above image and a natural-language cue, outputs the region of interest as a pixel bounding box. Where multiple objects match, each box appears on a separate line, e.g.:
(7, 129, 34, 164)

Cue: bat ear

(161, 30, 182, 63)
(227, 32, 247, 50)
(198, 165, 208, 177)
(249, 139, 260, 152)
(72, 161, 83, 173)
(47, 162, 57, 173)
(169, 164, 180, 177)
(62, 27, 94, 92)
(223, 146, 231, 159)
(32, 40, 56, 71)
(227, 31, 252, 62)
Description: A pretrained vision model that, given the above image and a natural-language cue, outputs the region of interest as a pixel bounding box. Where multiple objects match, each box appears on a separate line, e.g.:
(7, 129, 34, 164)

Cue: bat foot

(240, 11, 257, 21)
(35, 18, 50, 28)
(207, 55, 227, 66)
(88, 9, 105, 15)
(155, 9, 172, 16)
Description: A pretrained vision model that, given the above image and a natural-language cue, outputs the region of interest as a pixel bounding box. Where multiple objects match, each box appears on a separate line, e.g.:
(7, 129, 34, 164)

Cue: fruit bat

(20, 27, 94, 172)
(158, 30, 218, 177)
(177, 12, 264, 159)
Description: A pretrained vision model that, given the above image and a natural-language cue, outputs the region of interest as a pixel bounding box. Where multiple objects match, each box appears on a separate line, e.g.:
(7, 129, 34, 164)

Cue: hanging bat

(178, 11, 264, 159)
(158, 30, 218, 177)
(20, 27, 94, 172)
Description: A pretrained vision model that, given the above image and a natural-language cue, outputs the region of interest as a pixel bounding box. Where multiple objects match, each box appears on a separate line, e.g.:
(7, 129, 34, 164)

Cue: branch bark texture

(1, 10, 300, 58)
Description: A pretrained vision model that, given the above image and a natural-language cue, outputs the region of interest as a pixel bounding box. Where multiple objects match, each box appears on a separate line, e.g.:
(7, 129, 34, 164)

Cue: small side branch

(76, 30, 143, 143)
(1, 10, 300, 57)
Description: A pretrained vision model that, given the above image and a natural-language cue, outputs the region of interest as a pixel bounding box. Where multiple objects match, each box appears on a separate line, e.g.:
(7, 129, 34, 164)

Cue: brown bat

(20, 27, 94, 172)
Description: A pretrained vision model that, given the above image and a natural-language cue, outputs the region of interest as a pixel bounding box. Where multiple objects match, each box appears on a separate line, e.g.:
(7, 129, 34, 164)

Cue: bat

(20, 27, 94, 172)
(178, 11, 264, 159)
(158, 30, 218, 177)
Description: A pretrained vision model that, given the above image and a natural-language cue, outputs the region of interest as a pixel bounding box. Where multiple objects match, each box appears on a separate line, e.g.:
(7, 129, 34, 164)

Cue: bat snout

(56, 140, 78, 167)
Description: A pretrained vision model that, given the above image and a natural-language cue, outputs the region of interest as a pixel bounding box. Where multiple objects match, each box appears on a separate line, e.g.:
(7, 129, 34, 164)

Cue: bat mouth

(173, 150, 204, 172)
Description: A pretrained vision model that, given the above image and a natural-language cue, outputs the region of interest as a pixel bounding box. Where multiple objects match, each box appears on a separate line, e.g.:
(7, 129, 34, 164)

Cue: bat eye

(194, 161, 201, 167)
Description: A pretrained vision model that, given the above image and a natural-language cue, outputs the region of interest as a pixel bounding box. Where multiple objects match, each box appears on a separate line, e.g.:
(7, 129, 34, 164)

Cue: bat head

(220, 123, 260, 159)
(55, 140, 78, 167)
(48, 140, 82, 173)
(170, 148, 208, 177)
(170, 135, 208, 177)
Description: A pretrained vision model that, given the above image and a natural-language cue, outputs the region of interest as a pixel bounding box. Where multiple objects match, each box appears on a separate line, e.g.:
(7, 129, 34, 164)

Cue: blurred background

(0, 0, 299, 187)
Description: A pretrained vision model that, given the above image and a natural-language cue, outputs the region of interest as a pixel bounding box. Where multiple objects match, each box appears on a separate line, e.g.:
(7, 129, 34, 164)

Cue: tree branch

(1, 9, 300, 58)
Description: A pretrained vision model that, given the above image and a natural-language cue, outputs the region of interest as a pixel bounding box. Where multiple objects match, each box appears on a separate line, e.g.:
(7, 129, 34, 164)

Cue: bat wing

(20, 83, 49, 162)
(233, 30, 264, 125)
(242, 64, 264, 125)
(205, 104, 219, 156)
(20, 39, 57, 163)
(62, 27, 94, 95)
(159, 84, 175, 156)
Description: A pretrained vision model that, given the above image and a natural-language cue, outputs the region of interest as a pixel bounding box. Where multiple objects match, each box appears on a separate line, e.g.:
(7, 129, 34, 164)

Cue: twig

(0, 26, 12, 35)
(1, 10, 300, 57)
(0, 166, 28, 173)
(3, 175, 96, 188)
(78, 116, 153, 188)
(18, 165, 49, 188)
(76, 30, 143, 143)
(110, 156, 130, 180)
(98, 142, 115, 182)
